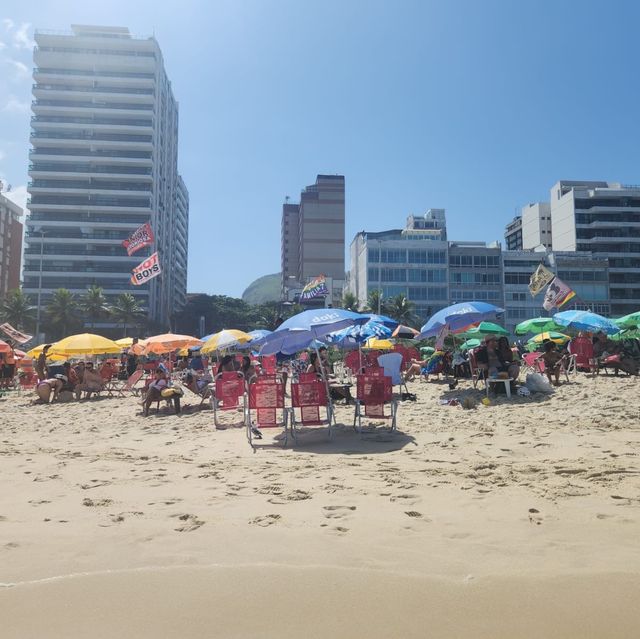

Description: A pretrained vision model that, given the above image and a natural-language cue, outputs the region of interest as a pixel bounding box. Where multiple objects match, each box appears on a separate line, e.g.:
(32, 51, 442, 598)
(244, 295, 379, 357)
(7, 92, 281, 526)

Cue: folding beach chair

(261, 355, 277, 375)
(568, 337, 597, 375)
(289, 378, 333, 444)
(246, 378, 287, 449)
(110, 368, 144, 397)
(212, 372, 247, 428)
(522, 352, 544, 374)
(353, 374, 398, 433)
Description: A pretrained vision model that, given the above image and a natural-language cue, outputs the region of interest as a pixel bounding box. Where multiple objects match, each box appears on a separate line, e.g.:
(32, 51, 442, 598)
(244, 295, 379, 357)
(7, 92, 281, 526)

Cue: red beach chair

(212, 372, 247, 429)
(246, 379, 287, 448)
(289, 378, 333, 443)
(353, 374, 397, 433)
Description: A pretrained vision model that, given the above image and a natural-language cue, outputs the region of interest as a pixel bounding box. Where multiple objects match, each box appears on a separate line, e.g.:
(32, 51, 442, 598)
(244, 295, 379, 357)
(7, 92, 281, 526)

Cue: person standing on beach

(35, 344, 52, 381)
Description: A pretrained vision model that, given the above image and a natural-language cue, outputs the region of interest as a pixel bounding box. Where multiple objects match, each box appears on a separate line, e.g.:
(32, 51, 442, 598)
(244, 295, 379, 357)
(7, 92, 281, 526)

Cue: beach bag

(525, 372, 554, 394)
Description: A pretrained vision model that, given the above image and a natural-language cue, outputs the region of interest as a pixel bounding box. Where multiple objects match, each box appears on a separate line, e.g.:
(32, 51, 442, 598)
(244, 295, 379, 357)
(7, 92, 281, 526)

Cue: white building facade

(24, 25, 188, 326)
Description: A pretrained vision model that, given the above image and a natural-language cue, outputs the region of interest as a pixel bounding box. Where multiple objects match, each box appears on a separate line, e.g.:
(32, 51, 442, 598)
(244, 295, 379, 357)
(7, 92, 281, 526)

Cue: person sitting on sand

(35, 376, 64, 403)
(540, 340, 569, 386)
(142, 368, 181, 417)
(74, 362, 104, 400)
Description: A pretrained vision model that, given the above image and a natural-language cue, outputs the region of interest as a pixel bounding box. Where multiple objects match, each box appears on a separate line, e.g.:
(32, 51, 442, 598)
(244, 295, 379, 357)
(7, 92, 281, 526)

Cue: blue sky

(1, 0, 639, 298)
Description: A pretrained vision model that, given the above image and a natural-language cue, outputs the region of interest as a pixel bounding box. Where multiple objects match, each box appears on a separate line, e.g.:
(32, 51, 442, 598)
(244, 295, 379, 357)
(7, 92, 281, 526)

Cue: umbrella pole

(315, 344, 336, 426)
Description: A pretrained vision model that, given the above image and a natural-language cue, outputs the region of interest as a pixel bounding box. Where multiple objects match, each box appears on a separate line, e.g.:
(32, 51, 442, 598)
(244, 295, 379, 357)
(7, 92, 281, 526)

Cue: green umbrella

(459, 321, 508, 339)
(515, 317, 564, 335)
(420, 346, 435, 355)
(611, 327, 640, 341)
(614, 311, 640, 330)
(460, 338, 481, 351)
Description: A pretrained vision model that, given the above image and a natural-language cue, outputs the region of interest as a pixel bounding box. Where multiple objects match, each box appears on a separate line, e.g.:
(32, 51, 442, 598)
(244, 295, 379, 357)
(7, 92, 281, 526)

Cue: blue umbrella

(254, 309, 367, 355)
(325, 320, 391, 349)
(417, 302, 505, 339)
(553, 310, 620, 335)
(358, 313, 399, 329)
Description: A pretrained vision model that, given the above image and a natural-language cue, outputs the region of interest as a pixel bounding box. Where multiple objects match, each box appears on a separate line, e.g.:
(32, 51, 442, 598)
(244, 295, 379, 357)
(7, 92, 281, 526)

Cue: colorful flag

(131, 251, 161, 286)
(299, 275, 330, 301)
(0, 322, 33, 344)
(542, 277, 576, 312)
(122, 222, 154, 256)
(529, 263, 555, 296)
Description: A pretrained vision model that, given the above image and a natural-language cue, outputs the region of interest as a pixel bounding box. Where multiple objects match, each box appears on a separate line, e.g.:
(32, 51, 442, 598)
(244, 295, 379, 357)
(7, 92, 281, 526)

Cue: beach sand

(2, 373, 640, 637)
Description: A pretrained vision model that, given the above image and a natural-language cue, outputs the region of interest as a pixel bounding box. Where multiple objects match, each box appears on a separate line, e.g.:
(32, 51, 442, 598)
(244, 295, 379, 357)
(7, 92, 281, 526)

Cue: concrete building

(0, 191, 24, 298)
(502, 250, 610, 335)
(521, 202, 552, 250)
(504, 216, 522, 251)
(23, 24, 188, 327)
(347, 210, 504, 321)
(549, 180, 640, 316)
(281, 175, 345, 305)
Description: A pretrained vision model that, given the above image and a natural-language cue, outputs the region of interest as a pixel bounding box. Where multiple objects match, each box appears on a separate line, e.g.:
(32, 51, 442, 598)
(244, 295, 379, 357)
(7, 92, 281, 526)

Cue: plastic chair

(289, 379, 333, 443)
(246, 379, 287, 448)
(568, 337, 597, 374)
(353, 374, 398, 433)
(468, 348, 514, 398)
(212, 372, 247, 428)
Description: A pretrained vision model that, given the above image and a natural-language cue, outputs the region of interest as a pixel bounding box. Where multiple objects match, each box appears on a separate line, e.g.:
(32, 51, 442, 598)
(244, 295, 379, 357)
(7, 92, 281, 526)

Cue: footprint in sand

(322, 505, 356, 519)
(249, 514, 281, 527)
(404, 511, 423, 518)
(82, 498, 113, 507)
(173, 513, 205, 532)
(528, 508, 543, 525)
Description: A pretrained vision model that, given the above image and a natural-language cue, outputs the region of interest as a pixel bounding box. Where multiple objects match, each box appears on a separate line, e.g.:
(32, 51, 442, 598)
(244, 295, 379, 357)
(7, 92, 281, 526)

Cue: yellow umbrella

(115, 337, 135, 348)
(142, 333, 202, 354)
(363, 338, 395, 350)
(51, 333, 122, 356)
(528, 331, 570, 345)
(25, 343, 66, 362)
(201, 329, 253, 354)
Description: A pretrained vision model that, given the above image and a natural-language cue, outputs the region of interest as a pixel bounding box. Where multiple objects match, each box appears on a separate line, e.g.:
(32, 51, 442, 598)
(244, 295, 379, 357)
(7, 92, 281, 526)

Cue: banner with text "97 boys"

(131, 252, 161, 285)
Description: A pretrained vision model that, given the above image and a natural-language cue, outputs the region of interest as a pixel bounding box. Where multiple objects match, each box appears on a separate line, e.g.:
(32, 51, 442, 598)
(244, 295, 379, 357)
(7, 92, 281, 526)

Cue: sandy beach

(2, 373, 640, 637)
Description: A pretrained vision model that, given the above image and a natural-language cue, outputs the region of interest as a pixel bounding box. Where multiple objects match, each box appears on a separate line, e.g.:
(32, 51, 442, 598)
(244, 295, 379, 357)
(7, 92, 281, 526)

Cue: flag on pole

(299, 275, 329, 301)
(122, 222, 155, 256)
(542, 277, 576, 312)
(131, 251, 161, 285)
(529, 263, 555, 296)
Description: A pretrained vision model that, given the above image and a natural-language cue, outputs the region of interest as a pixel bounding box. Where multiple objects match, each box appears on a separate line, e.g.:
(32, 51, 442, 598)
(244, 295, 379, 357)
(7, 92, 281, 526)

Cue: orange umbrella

(0, 339, 11, 353)
(142, 333, 202, 354)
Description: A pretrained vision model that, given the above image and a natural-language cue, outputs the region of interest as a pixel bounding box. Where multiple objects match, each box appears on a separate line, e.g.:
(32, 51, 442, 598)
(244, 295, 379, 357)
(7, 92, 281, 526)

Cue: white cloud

(8, 58, 29, 78)
(2, 94, 30, 113)
(13, 22, 34, 50)
(3, 184, 28, 210)
(3, 18, 15, 32)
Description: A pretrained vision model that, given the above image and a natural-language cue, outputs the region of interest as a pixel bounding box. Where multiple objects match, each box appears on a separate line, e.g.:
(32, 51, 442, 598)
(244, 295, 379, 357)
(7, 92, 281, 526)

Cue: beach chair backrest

(291, 379, 328, 426)
(356, 374, 392, 420)
(256, 373, 277, 383)
(215, 372, 245, 410)
(261, 355, 277, 374)
(124, 368, 144, 391)
(297, 372, 318, 383)
(522, 352, 544, 373)
(249, 381, 284, 428)
(568, 336, 594, 369)
(344, 351, 361, 374)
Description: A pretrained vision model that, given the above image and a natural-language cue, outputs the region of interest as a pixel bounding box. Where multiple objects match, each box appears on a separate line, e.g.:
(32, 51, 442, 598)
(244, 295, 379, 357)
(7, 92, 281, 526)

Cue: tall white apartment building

(550, 180, 640, 316)
(24, 25, 188, 326)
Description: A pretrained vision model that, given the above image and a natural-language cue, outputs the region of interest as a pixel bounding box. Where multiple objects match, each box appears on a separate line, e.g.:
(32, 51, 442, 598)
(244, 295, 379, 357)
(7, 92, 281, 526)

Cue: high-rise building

(521, 202, 552, 250)
(281, 175, 345, 305)
(24, 25, 188, 327)
(549, 180, 640, 316)
(0, 190, 24, 298)
(504, 216, 522, 251)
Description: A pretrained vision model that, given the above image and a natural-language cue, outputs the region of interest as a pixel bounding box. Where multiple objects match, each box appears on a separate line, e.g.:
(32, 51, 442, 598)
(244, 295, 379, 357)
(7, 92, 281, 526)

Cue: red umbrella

(391, 325, 419, 339)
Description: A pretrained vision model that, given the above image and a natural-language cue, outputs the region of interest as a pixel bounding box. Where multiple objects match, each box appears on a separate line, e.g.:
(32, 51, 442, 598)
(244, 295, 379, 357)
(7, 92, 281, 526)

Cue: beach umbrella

(363, 338, 394, 350)
(142, 333, 202, 354)
(358, 313, 399, 329)
(50, 333, 122, 356)
(417, 302, 505, 339)
(527, 331, 570, 346)
(255, 308, 366, 355)
(391, 324, 419, 339)
(514, 317, 563, 335)
(248, 329, 272, 341)
(611, 327, 640, 341)
(326, 320, 391, 348)
(614, 311, 640, 329)
(201, 329, 253, 354)
(0, 339, 10, 353)
(115, 337, 135, 348)
(458, 321, 508, 339)
(420, 346, 435, 356)
(553, 310, 620, 335)
(460, 338, 481, 351)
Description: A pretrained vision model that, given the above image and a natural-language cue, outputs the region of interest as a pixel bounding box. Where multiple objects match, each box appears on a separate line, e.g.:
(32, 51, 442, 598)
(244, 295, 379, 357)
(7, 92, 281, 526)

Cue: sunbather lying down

(35, 377, 64, 403)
